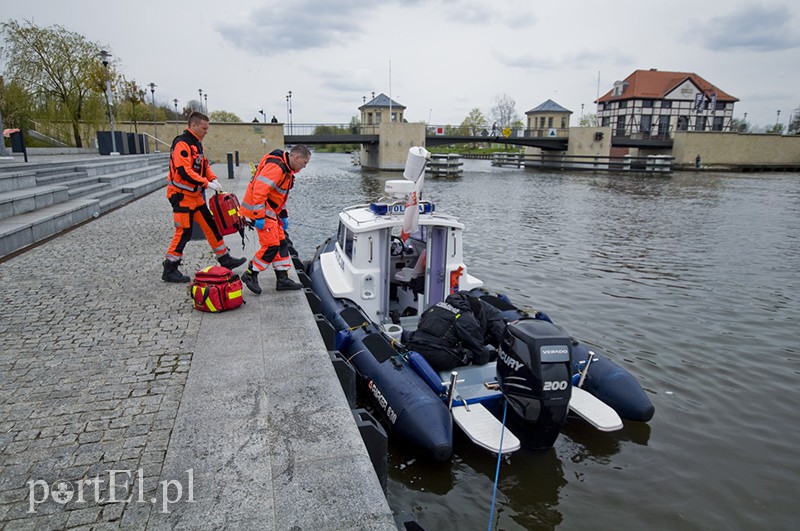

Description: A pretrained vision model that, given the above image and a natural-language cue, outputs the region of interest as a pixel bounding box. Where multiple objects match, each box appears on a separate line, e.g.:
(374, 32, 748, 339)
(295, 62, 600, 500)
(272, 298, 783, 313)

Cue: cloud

(696, 3, 800, 51)
(215, 0, 373, 55)
(443, 0, 536, 29)
(493, 50, 631, 70)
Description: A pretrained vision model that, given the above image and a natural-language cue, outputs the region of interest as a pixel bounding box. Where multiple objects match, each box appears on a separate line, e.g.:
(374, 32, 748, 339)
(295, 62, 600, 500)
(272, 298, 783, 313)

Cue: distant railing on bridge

(426, 126, 570, 139)
(280, 123, 573, 139)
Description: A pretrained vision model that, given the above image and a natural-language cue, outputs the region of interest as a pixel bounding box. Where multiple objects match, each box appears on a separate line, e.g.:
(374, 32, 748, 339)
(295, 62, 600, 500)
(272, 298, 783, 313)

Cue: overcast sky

(3, 0, 799, 129)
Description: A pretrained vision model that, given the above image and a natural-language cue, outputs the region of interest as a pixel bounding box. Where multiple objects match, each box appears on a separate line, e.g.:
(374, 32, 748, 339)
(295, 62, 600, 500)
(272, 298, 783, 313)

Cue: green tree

(117, 79, 146, 133)
(2, 19, 110, 147)
(460, 107, 487, 136)
(580, 113, 598, 127)
(209, 110, 242, 123)
(766, 123, 785, 135)
(730, 117, 749, 133)
(0, 75, 33, 130)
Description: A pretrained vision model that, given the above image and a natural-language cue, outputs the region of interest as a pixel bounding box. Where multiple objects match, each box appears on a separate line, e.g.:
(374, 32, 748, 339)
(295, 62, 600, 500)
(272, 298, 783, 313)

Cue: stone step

(0, 198, 101, 257)
(0, 184, 71, 221)
(35, 169, 90, 186)
(68, 181, 112, 199)
(85, 174, 166, 213)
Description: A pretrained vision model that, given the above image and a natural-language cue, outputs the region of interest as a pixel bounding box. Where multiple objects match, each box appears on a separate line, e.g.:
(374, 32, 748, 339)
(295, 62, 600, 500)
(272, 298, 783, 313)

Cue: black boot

(162, 259, 190, 283)
(242, 266, 262, 295)
(218, 253, 246, 270)
(275, 269, 302, 291)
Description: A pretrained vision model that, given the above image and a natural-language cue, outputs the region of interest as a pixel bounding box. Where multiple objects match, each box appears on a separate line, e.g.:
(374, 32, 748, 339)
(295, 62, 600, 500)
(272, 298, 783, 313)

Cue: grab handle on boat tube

(447, 371, 459, 410)
(576, 351, 595, 388)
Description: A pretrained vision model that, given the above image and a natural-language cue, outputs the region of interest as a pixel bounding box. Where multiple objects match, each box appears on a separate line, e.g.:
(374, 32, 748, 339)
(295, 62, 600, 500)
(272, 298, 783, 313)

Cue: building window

(367, 112, 373, 125)
(640, 114, 652, 133)
(661, 101, 672, 109)
(713, 116, 724, 131)
(598, 103, 605, 111)
(602, 116, 610, 127)
(616, 116, 626, 136)
(561, 116, 566, 129)
(658, 115, 670, 135)
(696, 116, 707, 131)
(547, 117, 553, 128)
(677, 116, 689, 131)
(391, 112, 398, 122)
(619, 101, 628, 109)
(642, 100, 654, 108)
(376, 111, 382, 124)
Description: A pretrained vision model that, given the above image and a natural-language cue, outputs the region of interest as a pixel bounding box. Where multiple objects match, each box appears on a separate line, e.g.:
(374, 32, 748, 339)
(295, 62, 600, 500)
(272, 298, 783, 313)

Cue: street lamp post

(204, 94, 208, 115)
(287, 91, 293, 134)
(776, 110, 781, 128)
(173, 99, 179, 135)
(98, 50, 119, 155)
(148, 82, 157, 150)
(198, 89, 203, 113)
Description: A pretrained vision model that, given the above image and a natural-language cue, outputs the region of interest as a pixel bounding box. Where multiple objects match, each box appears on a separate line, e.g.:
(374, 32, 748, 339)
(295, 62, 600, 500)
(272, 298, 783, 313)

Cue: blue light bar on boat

(369, 201, 435, 216)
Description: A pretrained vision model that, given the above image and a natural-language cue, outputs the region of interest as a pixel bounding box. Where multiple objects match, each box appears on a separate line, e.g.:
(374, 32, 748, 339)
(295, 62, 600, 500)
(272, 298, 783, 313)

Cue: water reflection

(292, 154, 800, 530)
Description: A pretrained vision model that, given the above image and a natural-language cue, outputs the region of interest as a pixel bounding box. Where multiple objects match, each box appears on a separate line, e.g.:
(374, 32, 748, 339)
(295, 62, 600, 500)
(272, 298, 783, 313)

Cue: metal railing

(279, 123, 576, 139)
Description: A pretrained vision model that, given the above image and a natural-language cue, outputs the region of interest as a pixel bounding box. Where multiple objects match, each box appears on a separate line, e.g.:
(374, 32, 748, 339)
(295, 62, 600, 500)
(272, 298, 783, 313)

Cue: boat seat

(394, 250, 425, 283)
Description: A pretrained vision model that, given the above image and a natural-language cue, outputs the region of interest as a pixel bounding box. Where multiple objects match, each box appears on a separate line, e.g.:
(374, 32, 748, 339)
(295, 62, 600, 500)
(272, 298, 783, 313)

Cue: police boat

(301, 147, 654, 461)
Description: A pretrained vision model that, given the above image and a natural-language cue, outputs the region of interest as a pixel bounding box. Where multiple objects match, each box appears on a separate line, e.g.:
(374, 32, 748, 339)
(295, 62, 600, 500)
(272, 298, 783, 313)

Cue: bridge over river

(283, 123, 675, 152)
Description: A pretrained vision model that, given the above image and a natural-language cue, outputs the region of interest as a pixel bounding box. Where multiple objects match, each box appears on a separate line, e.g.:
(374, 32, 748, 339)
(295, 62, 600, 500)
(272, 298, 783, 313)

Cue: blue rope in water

(487, 399, 509, 531)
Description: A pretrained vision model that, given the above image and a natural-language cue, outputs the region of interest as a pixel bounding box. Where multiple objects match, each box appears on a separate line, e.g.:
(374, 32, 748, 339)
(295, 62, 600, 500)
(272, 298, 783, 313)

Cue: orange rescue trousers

(165, 203, 229, 260)
(250, 218, 292, 272)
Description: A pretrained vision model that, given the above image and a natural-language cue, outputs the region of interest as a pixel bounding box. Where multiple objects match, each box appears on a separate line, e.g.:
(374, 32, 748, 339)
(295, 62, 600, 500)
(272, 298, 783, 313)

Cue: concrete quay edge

(0, 158, 395, 530)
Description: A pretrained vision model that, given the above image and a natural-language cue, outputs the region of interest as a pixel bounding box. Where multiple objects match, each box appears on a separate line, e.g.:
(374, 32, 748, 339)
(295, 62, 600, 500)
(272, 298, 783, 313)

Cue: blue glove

(254, 218, 266, 230)
(281, 217, 289, 230)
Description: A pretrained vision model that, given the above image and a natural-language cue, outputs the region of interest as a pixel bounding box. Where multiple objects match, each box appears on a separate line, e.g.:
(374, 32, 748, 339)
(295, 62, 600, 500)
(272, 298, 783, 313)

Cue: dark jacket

(406, 292, 504, 371)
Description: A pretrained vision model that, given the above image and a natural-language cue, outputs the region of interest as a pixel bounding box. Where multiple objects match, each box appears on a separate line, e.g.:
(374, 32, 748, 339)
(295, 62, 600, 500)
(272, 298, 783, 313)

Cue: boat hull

(306, 239, 454, 461)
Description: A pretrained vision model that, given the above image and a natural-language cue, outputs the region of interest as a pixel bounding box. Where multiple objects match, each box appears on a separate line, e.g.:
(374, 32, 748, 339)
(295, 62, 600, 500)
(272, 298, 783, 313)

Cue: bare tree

(490, 94, 521, 129)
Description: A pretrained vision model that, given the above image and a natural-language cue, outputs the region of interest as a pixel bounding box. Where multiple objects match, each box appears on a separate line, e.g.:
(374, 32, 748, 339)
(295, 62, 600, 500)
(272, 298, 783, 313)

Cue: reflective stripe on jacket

(166, 129, 216, 197)
(240, 150, 294, 220)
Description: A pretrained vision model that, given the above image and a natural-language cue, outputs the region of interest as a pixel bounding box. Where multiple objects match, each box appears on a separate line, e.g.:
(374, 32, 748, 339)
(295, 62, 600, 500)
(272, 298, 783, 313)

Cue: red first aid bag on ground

(190, 265, 245, 313)
(209, 192, 245, 237)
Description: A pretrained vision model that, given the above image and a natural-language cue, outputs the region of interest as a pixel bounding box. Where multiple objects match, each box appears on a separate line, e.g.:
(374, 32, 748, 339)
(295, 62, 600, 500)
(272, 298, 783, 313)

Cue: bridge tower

(358, 94, 424, 170)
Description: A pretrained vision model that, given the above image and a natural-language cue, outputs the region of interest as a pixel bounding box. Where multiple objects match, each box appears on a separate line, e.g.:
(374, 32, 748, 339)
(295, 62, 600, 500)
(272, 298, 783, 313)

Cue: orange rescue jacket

(166, 129, 217, 208)
(240, 150, 294, 221)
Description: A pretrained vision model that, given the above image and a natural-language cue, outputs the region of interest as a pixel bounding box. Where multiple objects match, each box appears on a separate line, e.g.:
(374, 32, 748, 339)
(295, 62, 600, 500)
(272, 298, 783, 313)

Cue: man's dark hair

(188, 111, 210, 126)
(290, 144, 311, 159)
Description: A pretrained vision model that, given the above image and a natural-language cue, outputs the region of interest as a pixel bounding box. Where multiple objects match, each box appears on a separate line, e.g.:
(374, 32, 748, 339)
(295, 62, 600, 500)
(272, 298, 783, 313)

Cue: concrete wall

(524, 126, 612, 157)
(672, 131, 800, 166)
(361, 122, 426, 170)
(125, 122, 284, 165)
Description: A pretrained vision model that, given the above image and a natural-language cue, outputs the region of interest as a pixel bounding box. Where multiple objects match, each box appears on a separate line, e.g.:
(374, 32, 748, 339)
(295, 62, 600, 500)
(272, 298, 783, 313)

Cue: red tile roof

(596, 69, 738, 103)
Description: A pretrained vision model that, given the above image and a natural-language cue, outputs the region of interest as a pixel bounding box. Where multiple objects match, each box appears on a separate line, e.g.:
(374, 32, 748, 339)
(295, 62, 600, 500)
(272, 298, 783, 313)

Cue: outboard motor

(496, 318, 572, 449)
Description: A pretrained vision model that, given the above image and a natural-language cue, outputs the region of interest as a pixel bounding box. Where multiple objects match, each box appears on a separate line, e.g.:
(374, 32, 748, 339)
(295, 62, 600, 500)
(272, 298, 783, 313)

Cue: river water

(287, 152, 800, 531)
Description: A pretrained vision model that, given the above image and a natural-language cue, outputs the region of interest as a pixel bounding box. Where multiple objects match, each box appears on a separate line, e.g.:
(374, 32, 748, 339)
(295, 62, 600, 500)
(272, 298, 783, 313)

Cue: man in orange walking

(239, 145, 311, 294)
(162, 111, 245, 282)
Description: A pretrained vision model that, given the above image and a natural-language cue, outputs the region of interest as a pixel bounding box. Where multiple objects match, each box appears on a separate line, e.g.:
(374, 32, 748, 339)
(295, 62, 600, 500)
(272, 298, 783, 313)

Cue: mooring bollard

(235, 150, 240, 167)
(227, 152, 234, 179)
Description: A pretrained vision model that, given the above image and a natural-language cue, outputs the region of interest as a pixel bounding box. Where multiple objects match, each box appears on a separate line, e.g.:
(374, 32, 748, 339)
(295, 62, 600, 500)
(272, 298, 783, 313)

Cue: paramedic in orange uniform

(239, 144, 311, 294)
(162, 111, 245, 282)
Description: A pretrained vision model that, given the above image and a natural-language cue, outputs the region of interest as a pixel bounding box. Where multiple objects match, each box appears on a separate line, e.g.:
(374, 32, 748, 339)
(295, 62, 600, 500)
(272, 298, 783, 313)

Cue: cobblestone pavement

(0, 181, 224, 530)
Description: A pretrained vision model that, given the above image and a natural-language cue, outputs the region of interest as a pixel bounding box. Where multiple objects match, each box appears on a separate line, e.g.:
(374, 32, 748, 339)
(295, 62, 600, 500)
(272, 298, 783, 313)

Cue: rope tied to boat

(487, 398, 509, 531)
(345, 321, 369, 332)
(346, 349, 366, 363)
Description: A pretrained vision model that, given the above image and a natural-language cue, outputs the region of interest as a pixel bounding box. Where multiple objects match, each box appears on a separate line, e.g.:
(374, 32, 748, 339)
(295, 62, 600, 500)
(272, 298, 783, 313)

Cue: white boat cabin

(318, 180, 484, 329)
